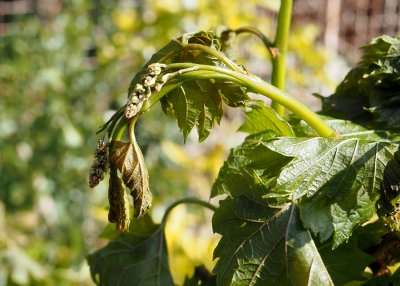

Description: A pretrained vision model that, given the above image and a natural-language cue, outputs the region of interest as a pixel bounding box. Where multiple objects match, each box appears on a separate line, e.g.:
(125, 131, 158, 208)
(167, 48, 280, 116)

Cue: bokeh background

(1, 0, 400, 285)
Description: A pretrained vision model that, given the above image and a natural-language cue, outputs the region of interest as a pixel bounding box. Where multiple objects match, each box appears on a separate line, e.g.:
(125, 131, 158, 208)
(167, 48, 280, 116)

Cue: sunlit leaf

(240, 102, 294, 136)
(265, 137, 397, 247)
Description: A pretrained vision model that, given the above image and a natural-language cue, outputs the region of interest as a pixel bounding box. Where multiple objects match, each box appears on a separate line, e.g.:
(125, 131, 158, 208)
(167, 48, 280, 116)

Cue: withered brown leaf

(110, 139, 152, 218)
(108, 168, 130, 231)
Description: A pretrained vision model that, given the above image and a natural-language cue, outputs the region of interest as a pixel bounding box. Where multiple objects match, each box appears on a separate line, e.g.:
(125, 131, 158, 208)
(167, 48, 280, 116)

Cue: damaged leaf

(110, 138, 152, 218)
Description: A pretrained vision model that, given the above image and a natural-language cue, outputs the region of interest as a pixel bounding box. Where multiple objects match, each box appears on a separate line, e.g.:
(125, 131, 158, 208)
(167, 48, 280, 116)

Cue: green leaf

(213, 200, 333, 286)
(214, 135, 398, 247)
(88, 222, 174, 286)
(161, 78, 249, 142)
(320, 35, 400, 131)
(162, 80, 223, 142)
(215, 80, 249, 108)
(240, 102, 294, 136)
(264, 137, 397, 246)
(211, 133, 292, 198)
(110, 140, 152, 218)
(318, 242, 374, 285)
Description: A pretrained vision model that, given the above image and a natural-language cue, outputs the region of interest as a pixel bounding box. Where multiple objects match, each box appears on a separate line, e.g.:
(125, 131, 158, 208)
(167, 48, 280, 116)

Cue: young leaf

(161, 78, 250, 142)
(213, 200, 333, 286)
(239, 102, 294, 136)
(126, 30, 250, 142)
(161, 80, 223, 142)
(110, 140, 152, 218)
(88, 225, 174, 286)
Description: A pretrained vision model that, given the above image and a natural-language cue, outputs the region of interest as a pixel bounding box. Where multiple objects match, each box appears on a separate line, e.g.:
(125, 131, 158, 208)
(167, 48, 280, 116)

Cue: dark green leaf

(320, 35, 400, 131)
(377, 145, 400, 216)
(318, 242, 374, 285)
(183, 265, 217, 286)
(213, 201, 333, 286)
(88, 223, 174, 286)
(362, 266, 400, 286)
(110, 140, 152, 218)
(240, 102, 294, 136)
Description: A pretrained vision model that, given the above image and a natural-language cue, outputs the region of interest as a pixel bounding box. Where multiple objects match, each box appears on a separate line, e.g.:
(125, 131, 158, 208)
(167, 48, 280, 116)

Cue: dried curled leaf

(108, 169, 130, 231)
(110, 140, 152, 218)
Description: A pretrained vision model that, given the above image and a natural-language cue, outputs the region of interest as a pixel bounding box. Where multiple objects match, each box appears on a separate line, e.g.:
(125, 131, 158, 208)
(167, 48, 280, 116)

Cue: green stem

(150, 63, 337, 138)
(180, 43, 245, 74)
(271, 0, 293, 116)
(110, 116, 128, 141)
(232, 26, 275, 59)
(161, 198, 217, 225)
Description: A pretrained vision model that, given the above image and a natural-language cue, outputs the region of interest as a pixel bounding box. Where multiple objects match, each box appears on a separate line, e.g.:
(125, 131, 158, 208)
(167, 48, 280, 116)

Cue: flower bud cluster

(125, 63, 167, 119)
(89, 139, 109, 188)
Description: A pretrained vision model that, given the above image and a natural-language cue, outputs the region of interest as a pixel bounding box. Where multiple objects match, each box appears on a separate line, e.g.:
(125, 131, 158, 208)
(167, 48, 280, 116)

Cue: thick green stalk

(271, 0, 293, 116)
(149, 63, 337, 138)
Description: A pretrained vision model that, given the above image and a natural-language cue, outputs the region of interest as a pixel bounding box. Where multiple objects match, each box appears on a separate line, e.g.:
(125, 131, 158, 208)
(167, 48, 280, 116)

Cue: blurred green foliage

(0, 0, 335, 284)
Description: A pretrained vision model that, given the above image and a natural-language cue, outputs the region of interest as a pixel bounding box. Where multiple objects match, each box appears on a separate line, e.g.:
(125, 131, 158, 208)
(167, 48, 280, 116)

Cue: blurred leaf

(88, 223, 173, 286)
(0, 244, 48, 285)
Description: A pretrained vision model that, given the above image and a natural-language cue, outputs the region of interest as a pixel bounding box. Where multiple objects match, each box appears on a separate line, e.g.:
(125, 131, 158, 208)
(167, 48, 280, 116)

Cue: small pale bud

(155, 83, 163, 92)
(134, 84, 145, 94)
(129, 96, 140, 104)
(143, 76, 156, 88)
(125, 104, 138, 119)
(147, 63, 166, 76)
